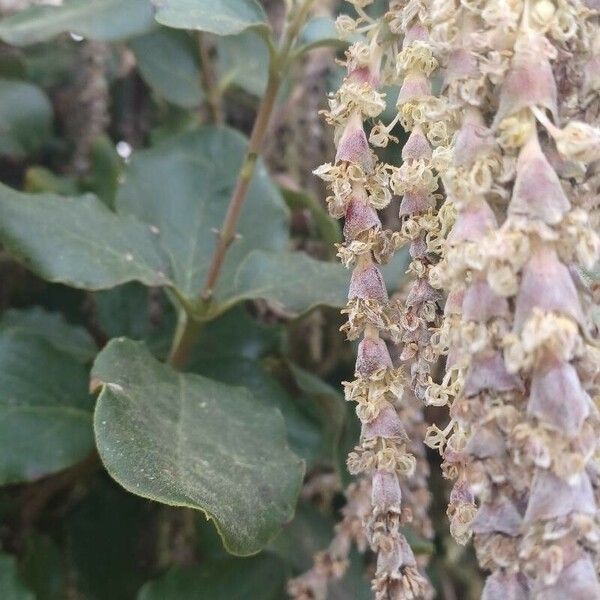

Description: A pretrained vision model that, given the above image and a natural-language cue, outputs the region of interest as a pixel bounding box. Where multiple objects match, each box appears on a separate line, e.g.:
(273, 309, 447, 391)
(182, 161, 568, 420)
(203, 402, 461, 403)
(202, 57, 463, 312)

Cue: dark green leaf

(190, 357, 322, 464)
(0, 307, 96, 362)
(229, 250, 348, 315)
(281, 186, 342, 248)
(92, 338, 304, 555)
(0, 79, 52, 157)
(138, 554, 285, 600)
(94, 283, 176, 359)
(269, 502, 334, 572)
(216, 30, 268, 96)
(0, 0, 156, 46)
(131, 29, 203, 109)
(154, 0, 269, 37)
(21, 536, 66, 600)
(82, 135, 122, 209)
(287, 363, 345, 468)
(116, 126, 288, 305)
(0, 553, 34, 600)
(296, 16, 351, 54)
(188, 306, 280, 362)
(24, 167, 78, 196)
(0, 330, 94, 485)
(65, 478, 151, 600)
(0, 184, 173, 290)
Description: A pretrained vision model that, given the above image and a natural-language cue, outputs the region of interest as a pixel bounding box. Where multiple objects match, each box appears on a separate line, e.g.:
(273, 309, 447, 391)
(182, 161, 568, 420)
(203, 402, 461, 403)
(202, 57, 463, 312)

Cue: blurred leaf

(94, 283, 176, 359)
(138, 554, 285, 600)
(24, 167, 78, 196)
(82, 135, 122, 209)
(0, 79, 52, 157)
(296, 16, 355, 54)
(189, 306, 280, 362)
(229, 250, 348, 315)
(217, 30, 268, 96)
(0, 184, 173, 290)
(130, 29, 203, 109)
(222, 249, 409, 318)
(269, 502, 334, 571)
(92, 338, 304, 555)
(0, 553, 34, 600)
(65, 478, 151, 600)
(116, 126, 288, 306)
(0, 307, 96, 362)
(0, 0, 155, 46)
(154, 0, 269, 38)
(281, 186, 342, 248)
(0, 328, 93, 485)
(21, 535, 66, 600)
(287, 363, 345, 468)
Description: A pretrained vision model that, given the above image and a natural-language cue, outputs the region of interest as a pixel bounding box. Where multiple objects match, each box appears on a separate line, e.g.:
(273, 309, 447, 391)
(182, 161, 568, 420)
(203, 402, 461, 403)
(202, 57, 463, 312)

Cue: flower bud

(471, 498, 523, 536)
(362, 403, 407, 439)
(443, 48, 479, 91)
(493, 47, 558, 129)
(482, 571, 529, 600)
(462, 278, 509, 322)
(371, 469, 402, 513)
(514, 248, 582, 331)
(343, 196, 381, 241)
(402, 127, 432, 162)
(396, 72, 431, 108)
(356, 335, 393, 376)
(399, 189, 435, 216)
(528, 354, 590, 436)
(531, 555, 600, 600)
(508, 133, 569, 225)
(524, 470, 595, 523)
(348, 262, 388, 302)
(447, 200, 497, 244)
(336, 112, 375, 171)
(464, 351, 523, 396)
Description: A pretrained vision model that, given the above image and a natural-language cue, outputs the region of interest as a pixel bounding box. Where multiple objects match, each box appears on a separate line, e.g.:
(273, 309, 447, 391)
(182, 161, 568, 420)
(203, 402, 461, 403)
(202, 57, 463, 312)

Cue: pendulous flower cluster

(425, 0, 600, 596)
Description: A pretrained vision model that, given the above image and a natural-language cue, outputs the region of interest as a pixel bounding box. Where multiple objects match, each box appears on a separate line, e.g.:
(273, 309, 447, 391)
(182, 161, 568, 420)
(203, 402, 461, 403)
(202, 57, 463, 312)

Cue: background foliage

(0, 0, 479, 598)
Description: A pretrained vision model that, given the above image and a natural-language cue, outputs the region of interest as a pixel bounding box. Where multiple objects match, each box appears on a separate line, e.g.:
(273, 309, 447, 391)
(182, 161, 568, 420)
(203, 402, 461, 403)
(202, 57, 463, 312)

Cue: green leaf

(223, 249, 409, 318)
(186, 308, 338, 466)
(0, 0, 156, 46)
(269, 502, 334, 572)
(287, 363, 345, 468)
(82, 135, 122, 209)
(0, 553, 34, 600)
(0, 79, 52, 157)
(190, 357, 322, 465)
(0, 184, 173, 290)
(138, 554, 286, 600)
(296, 16, 349, 54)
(92, 338, 304, 555)
(154, 0, 269, 37)
(65, 478, 151, 600)
(94, 283, 176, 359)
(0, 330, 94, 485)
(24, 167, 78, 196)
(0, 307, 96, 363)
(281, 186, 342, 248)
(116, 126, 288, 305)
(229, 250, 348, 315)
(130, 29, 203, 109)
(21, 535, 66, 600)
(216, 30, 268, 97)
